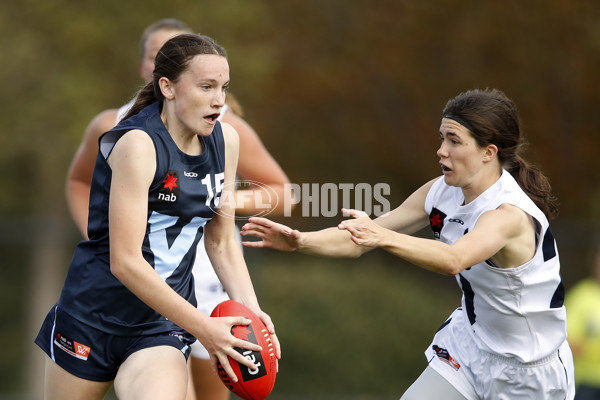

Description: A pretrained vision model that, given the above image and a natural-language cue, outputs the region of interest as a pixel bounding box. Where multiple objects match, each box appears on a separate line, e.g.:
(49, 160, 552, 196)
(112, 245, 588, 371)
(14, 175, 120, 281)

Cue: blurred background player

(565, 241, 600, 400)
(65, 19, 291, 400)
(66, 19, 191, 233)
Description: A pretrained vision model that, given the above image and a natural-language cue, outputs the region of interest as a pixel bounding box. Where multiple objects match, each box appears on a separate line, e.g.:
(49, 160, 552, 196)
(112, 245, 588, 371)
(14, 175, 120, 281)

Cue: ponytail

(120, 81, 163, 123)
(444, 89, 560, 220)
(118, 33, 226, 124)
(507, 156, 559, 220)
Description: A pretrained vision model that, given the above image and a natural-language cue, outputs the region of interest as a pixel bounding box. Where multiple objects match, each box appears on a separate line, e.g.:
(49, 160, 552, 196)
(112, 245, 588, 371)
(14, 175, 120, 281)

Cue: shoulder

(221, 111, 252, 136)
(85, 108, 120, 141)
(219, 121, 240, 150)
(423, 176, 444, 193)
(110, 129, 155, 161)
(478, 203, 530, 238)
(92, 108, 120, 124)
(106, 130, 156, 187)
(116, 99, 135, 122)
(89, 108, 120, 131)
(495, 203, 529, 221)
(498, 171, 547, 222)
(104, 131, 157, 206)
(423, 175, 447, 210)
(426, 176, 450, 196)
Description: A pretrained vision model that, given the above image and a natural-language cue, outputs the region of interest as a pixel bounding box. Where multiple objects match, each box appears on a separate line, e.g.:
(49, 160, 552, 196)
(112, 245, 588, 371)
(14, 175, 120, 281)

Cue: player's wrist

(379, 229, 397, 250)
(293, 230, 307, 252)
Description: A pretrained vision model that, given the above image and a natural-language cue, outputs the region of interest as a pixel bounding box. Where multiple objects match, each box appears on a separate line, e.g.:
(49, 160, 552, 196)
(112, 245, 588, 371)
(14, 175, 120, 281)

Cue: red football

(210, 300, 277, 400)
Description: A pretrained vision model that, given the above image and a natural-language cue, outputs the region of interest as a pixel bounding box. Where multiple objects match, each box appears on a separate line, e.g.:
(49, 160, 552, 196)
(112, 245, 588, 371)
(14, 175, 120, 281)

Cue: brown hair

(136, 20, 243, 118)
(123, 34, 227, 121)
(138, 18, 192, 61)
(443, 88, 559, 220)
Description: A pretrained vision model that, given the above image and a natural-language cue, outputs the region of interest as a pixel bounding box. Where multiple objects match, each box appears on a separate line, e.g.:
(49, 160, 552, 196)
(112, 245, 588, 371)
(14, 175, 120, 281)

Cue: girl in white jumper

(241, 88, 574, 400)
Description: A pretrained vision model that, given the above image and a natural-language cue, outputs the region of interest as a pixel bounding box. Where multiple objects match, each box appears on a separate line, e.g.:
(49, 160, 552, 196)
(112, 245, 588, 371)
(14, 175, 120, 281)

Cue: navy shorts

(35, 306, 195, 382)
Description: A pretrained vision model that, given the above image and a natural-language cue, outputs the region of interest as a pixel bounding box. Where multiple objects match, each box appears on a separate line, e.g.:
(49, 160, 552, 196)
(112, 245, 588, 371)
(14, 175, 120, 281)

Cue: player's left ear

(159, 77, 175, 100)
(483, 144, 498, 163)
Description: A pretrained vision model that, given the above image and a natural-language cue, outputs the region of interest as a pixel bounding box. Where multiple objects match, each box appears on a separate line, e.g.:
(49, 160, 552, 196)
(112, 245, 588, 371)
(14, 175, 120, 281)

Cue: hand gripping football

(210, 300, 277, 400)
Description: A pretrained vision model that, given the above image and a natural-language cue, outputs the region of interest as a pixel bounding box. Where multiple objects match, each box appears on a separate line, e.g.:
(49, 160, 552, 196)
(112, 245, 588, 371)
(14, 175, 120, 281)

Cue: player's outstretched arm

(241, 217, 369, 258)
(241, 178, 438, 258)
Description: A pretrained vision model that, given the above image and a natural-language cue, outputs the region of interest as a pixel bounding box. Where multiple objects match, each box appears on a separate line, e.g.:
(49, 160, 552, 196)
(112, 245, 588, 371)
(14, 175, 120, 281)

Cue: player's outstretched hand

(337, 208, 384, 248)
(199, 315, 262, 382)
(241, 217, 300, 252)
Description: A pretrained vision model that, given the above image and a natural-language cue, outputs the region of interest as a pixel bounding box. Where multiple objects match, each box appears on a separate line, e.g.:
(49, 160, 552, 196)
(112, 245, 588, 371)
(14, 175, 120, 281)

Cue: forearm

(111, 255, 209, 336)
(206, 235, 260, 310)
(379, 230, 462, 275)
(297, 227, 367, 258)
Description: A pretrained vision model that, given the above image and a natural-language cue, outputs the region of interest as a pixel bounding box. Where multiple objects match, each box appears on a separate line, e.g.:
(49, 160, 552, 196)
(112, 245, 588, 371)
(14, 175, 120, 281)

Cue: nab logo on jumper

(157, 171, 179, 203)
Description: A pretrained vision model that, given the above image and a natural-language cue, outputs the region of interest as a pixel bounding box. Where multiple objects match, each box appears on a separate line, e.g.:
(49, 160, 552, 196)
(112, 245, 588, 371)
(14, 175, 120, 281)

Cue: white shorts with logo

(424, 308, 575, 400)
(189, 231, 241, 359)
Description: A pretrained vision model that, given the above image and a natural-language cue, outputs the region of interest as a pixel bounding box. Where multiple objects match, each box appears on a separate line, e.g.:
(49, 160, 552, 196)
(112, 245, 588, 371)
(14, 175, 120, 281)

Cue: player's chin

(197, 126, 215, 137)
(442, 175, 459, 187)
(196, 119, 218, 135)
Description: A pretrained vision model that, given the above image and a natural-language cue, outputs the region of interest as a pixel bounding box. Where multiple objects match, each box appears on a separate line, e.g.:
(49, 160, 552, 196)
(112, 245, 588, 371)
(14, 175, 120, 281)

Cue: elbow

(443, 266, 462, 276)
(110, 260, 126, 281)
(348, 250, 362, 259)
(109, 255, 135, 283)
(438, 257, 464, 276)
(349, 244, 369, 259)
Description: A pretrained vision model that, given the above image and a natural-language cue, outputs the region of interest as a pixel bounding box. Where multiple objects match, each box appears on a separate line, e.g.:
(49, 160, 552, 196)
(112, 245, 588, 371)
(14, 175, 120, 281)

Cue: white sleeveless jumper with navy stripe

(424, 170, 566, 363)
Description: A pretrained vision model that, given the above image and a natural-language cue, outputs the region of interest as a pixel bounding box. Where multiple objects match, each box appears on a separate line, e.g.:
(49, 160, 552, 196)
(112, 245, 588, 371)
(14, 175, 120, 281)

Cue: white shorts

(189, 231, 242, 359)
(425, 308, 575, 400)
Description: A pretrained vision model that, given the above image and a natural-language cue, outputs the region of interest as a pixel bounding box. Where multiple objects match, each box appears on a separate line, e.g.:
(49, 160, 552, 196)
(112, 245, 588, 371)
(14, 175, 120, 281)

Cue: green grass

(246, 249, 461, 398)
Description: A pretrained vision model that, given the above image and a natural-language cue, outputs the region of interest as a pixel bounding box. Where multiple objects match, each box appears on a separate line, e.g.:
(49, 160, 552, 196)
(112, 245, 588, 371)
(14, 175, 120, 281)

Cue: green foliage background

(0, 0, 599, 398)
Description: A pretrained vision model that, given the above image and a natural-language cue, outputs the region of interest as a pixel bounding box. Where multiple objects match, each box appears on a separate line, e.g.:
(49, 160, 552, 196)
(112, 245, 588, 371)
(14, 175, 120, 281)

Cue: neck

(461, 168, 502, 205)
(161, 108, 204, 156)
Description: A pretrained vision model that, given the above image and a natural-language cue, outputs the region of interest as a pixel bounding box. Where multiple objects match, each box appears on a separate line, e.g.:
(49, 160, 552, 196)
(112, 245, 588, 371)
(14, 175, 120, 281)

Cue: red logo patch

(163, 173, 178, 191)
(75, 342, 91, 359)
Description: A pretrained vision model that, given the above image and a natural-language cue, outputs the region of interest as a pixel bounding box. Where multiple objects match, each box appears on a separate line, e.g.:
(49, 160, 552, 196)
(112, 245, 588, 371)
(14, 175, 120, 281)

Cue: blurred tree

(1, 0, 599, 397)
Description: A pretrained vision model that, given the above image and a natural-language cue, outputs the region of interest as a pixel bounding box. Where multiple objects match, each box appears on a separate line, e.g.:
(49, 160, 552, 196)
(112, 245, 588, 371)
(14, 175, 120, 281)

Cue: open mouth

(205, 113, 220, 123)
(441, 164, 452, 172)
